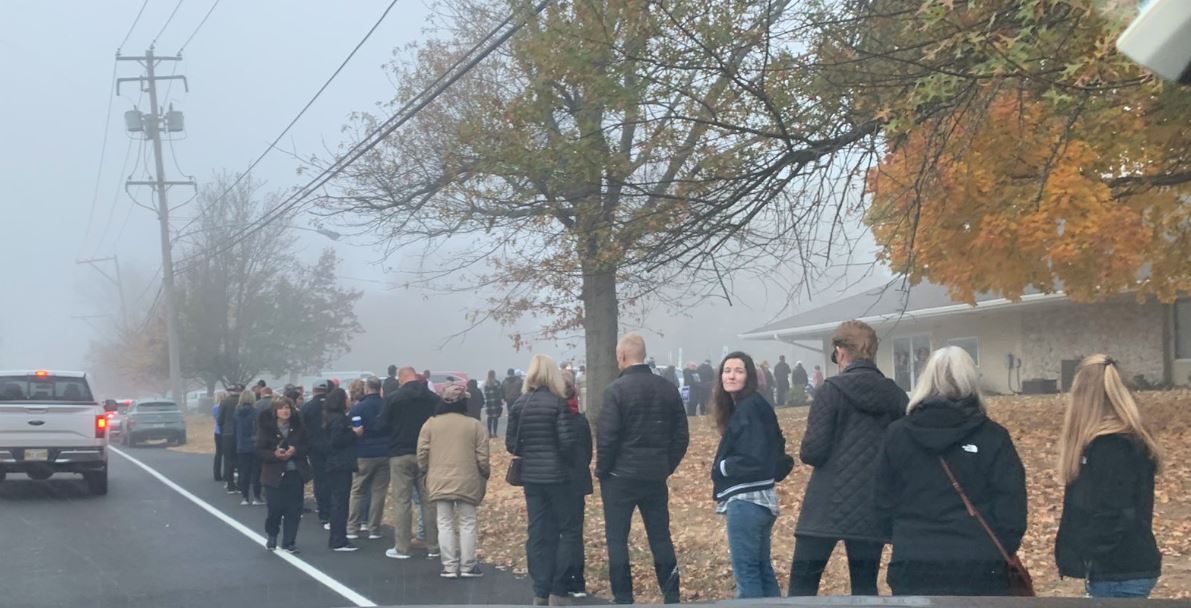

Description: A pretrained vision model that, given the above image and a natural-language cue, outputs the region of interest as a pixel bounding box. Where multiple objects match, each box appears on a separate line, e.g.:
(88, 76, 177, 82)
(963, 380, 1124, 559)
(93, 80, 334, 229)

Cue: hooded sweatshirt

(795, 360, 907, 541)
(875, 395, 1027, 564)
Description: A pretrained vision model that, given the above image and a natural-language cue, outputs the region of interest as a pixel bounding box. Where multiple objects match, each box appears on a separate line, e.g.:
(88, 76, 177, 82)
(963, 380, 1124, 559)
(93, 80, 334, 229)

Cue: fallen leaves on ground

(176, 390, 1191, 602)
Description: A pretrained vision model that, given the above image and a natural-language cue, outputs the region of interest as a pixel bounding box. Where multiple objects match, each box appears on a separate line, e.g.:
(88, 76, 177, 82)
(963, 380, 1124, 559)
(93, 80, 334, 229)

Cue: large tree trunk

(581, 264, 618, 428)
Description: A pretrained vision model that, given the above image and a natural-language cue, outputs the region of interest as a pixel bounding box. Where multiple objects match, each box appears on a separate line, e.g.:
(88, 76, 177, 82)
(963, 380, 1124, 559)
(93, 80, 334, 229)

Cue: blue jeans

(1086, 578, 1157, 598)
(725, 500, 780, 598)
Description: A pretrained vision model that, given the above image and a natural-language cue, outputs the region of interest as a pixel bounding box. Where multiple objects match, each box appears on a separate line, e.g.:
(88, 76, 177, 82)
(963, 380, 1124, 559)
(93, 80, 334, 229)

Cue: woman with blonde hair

(419, 381, 490, 578)
(505, 354, 576, 605)
(875, 346, 1027, 596)
(1055, 355, 1162, 598)
(347, 378, 366, 406)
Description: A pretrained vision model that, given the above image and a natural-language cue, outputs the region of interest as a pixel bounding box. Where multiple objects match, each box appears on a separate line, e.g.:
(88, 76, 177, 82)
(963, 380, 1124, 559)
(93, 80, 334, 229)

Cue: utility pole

(117, 47, 194, 408)
(76, 255, 128, 328)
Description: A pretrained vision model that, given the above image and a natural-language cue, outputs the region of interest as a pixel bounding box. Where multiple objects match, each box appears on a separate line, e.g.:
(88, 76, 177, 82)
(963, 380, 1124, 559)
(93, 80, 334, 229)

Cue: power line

(152, 0, 187, 47)
(90, 137, 136, 258)
(80, 61, 119, 257)
(118, 0, 151, 52)
(177, 0, 221, 54)
(186, 0, 402, 241)
(175, 0, 549, 275)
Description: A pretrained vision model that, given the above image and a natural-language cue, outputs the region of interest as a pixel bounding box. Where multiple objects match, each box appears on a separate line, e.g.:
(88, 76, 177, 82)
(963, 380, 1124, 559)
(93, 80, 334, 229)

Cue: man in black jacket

(300, 380, 331, 526)
(379, 367, 441, 559)
(597, 333, 689, 604)
(501, 368, 522, 407)
(382, 364, 400, 398)
(773, 355, 791, 406)
(218, 385, 244, 493)
(790, 320, 908, 596)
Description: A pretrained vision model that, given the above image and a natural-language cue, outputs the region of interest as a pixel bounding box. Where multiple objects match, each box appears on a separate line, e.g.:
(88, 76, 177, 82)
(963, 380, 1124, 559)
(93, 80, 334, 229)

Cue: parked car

(0, 369, 109, 494)
(114, 399, 187, 447)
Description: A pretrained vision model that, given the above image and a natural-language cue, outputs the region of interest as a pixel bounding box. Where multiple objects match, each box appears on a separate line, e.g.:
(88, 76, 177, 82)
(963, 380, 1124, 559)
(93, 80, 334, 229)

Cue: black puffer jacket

(876, 396, 1027, 564)
(506, 387, 576, 484)
(571, 412, 594, 496)
(1056, 433, 1160, 581)
(796, 360, 907, 541)
(596, 364, 689, 481)
(378, 380, 440, 457)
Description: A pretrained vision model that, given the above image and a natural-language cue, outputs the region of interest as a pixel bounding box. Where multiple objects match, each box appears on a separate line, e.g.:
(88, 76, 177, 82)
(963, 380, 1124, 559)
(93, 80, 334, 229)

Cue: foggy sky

(0, 1, 882, 393)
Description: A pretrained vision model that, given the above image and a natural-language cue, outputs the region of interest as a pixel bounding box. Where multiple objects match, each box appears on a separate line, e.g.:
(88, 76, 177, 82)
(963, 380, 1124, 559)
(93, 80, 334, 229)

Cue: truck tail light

(96, 414, 108, 439)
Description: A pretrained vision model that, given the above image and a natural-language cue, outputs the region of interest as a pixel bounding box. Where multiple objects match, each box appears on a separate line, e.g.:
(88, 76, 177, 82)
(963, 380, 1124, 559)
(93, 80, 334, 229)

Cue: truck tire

(84, 468, 108, 495)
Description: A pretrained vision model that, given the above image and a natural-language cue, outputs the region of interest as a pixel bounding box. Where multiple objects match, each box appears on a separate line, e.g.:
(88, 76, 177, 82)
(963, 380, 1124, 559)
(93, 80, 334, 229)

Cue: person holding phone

(322, 387, 363, 552)
(257, 396, 312, 553)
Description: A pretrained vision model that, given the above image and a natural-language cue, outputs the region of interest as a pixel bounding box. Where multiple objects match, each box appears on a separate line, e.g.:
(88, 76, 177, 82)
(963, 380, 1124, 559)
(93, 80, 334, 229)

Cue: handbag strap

(938, 456, 1015, 564)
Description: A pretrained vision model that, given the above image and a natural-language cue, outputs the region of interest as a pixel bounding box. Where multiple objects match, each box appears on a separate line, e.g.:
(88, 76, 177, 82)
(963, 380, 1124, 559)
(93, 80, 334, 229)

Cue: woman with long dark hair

(322, 387, 362, 552)
(257, 396, 312, 553)
(711, 351, 789, 598)
(483, 370, 503, 438)
(1056, 355, 1163, 598)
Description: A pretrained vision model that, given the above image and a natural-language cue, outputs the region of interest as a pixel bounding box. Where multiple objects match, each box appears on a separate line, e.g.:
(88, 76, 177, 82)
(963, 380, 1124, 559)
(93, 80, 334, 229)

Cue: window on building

(948, 337, 980, 366)
(893, 335, 931, 391)
(1176, 299, 1191, 360)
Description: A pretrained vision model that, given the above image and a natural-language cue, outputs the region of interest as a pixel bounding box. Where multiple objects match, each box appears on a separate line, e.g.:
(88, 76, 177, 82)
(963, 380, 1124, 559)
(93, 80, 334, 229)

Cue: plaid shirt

(716, 487, 779, 517)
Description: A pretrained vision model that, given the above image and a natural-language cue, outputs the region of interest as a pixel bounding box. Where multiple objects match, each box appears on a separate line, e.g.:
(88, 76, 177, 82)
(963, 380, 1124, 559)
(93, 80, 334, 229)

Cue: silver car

(115, 400, 187, 447)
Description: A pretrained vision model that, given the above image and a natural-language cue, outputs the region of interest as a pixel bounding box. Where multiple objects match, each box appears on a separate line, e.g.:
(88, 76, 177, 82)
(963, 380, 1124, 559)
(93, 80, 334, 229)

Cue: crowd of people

(206, 319, 1163, 601)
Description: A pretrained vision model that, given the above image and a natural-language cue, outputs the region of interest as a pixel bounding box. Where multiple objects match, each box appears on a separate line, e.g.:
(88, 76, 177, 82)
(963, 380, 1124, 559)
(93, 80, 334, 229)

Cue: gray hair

(907, 346, 984, 414)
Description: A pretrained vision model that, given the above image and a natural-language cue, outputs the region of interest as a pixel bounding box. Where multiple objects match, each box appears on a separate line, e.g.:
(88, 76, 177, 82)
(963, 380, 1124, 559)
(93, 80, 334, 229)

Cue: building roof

(740, 281, 1064, 341)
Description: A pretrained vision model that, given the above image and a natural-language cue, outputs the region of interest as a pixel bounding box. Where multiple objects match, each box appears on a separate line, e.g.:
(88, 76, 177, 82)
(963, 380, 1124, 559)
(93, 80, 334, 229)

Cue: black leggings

(788, 535, 883, 596)
(487, 415, 500, 436)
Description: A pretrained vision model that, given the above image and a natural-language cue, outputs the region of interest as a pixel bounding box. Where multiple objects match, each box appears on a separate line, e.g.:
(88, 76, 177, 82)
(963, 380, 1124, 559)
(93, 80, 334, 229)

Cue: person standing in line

(791, 320, 907, 596)
(502, 368, 523, 410)
(876, 346, 1027, 596)
(1056, 355, 1163, 598)
(597, 333, 689, 605)
(219, 385, 243, 494)
(250, 386, 274, 503)
(347, 377, 391, 541)
(757, 360, 773, 404)
(575, 365, 587, 413)
(810, 365, 824, 395)
(257, 395, 312, 553)
(791, 361, 809, 406)
(506, 354, 576, 606)
(234, 389, 263, 506)
(322, 387, 363, 552)
(418, 382, 491, 579)
(301, 380, 332, 529)
(711, 352, 790, 598)
(347, 379, 366, 407)
(661, 365, 679, 388)
(381, 366, 442, 560)
(697, 359, 716, 416)
(561, 369, 593, 599)
(383, 364, 401, 398)
(682, 364, 700, 417)
(483, 370, 504, 438)
(466, 379, 485, 421)
(213, 390, 226, 482)
(773, 355, 791, 407)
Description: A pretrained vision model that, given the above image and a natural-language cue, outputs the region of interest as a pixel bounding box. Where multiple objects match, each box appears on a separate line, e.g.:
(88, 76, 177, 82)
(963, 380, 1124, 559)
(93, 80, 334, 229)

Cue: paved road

(0, 443, 538, 608)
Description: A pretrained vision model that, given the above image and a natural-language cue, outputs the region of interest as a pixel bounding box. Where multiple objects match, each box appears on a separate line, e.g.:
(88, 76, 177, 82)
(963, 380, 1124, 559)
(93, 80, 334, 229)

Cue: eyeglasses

(830, 347, 839, 365)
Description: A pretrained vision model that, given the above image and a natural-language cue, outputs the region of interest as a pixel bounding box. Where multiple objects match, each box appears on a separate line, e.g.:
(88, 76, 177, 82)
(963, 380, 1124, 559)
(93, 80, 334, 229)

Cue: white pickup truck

(0, 370, 109, 494)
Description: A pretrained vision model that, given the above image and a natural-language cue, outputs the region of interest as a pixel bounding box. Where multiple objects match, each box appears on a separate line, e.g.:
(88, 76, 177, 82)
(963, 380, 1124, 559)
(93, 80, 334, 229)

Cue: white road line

(111, 446, 377, 608)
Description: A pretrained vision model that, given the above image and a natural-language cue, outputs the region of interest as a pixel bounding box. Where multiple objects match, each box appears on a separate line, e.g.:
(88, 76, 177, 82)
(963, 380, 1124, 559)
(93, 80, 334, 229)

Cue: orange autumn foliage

(865, 93, 1190, 304)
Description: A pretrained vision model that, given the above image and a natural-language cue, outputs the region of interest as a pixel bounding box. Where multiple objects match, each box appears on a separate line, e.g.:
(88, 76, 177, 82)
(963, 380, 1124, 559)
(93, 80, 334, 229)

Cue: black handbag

(505, 401, 525, 487)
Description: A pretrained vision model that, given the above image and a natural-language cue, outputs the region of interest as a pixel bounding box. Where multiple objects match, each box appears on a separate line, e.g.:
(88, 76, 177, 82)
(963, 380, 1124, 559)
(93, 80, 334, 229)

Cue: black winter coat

(467, 386, 484, 421)
(378, 380, 440, 457)
(773, 361, 791, 389)
(876, 396, 1027, 565)
(712, 392, 789, 502)
(596, 364, 689, 481)
(506, 387, 576, 484)
(571, 412, 594, 496)
(255, 412, 312, 488)
(218, 393, 241, 437)
(791, 365, 809, 388)
(1056, 433, 1161, 581)
(321, 414, 359, 474)
(382, 376, 401, 398)
(483, 382, 503, 417)
(796, 360, 907, 541)
(299, 394, 326, 457)
(501, 375, 522, 404)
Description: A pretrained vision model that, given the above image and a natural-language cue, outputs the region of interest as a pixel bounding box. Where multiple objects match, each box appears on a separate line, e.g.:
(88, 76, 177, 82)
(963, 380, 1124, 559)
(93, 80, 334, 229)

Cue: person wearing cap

(301, 379, 333, 528)
(789, 320, 908, 596)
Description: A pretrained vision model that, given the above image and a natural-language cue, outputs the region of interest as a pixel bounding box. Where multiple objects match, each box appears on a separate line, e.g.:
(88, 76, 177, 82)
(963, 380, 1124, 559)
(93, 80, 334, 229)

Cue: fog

(0, 1, 882, 393)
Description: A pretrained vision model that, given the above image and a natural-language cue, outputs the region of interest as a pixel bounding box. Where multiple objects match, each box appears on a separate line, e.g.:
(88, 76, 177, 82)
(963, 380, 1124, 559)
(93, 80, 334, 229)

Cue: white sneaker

(359, 524, 369, 532)
(240, 499, 250, 506)
(323, 522, 331, 531)
(368, 534, 384, 540)
(385, 548, 412, 560)
(346, 534, 359, 540)
(461, 566, 484, 578)
(440, 570, 459, 579)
